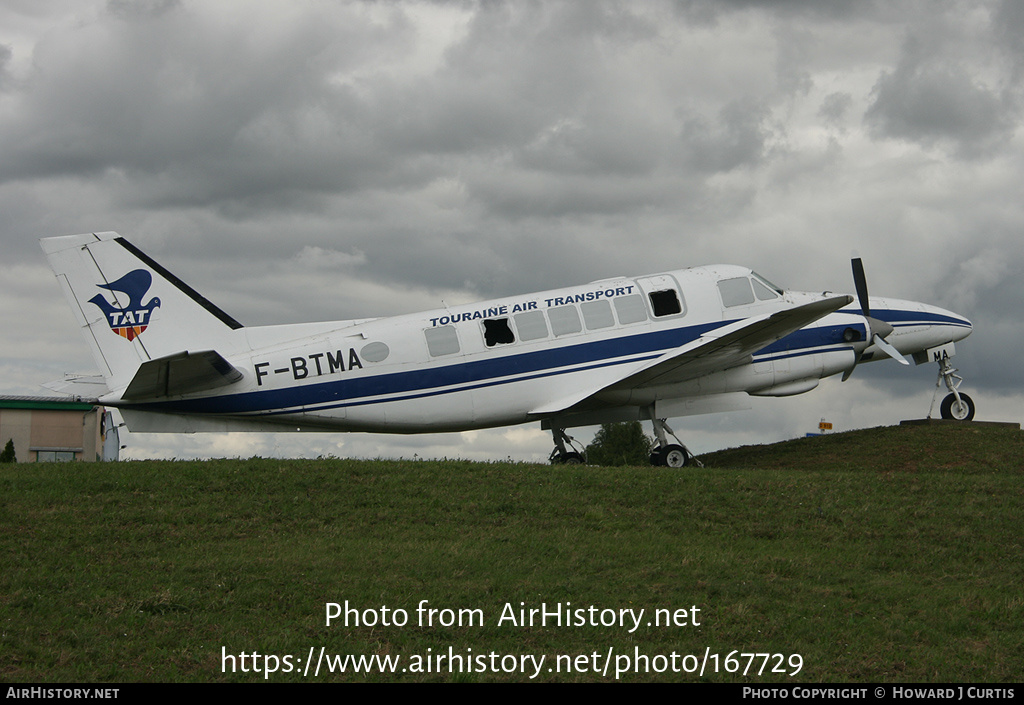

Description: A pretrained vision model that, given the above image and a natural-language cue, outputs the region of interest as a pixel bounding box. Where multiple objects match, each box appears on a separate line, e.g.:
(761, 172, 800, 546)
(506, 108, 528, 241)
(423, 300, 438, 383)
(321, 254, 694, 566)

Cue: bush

(0, 439, 16, 463)
(585, 422, 653, 467)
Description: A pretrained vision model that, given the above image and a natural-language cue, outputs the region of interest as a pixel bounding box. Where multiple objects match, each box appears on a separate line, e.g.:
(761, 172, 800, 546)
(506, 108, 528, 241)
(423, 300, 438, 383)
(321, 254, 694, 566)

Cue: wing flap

(122, 350, 244, 401)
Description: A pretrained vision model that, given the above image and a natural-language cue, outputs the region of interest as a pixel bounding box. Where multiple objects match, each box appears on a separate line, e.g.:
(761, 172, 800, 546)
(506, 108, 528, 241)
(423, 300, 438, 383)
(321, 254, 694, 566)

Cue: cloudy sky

(2, 0, 1021, 462)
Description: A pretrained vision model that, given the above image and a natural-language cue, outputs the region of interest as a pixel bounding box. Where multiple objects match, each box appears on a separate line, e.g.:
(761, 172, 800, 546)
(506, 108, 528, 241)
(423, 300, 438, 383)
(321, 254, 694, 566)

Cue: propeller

(842, 258, 909, 381)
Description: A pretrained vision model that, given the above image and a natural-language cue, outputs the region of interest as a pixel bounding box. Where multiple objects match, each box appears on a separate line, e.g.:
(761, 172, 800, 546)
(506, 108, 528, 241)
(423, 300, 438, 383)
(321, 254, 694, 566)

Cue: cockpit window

(718, 277, 755, 307)
(752, 278, 779, 301)
(752, 272, 784, 297)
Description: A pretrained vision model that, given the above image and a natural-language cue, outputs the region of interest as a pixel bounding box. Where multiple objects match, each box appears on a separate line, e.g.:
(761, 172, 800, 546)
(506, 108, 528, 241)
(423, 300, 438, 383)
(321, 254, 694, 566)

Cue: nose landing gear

(929, 356, 976, 421)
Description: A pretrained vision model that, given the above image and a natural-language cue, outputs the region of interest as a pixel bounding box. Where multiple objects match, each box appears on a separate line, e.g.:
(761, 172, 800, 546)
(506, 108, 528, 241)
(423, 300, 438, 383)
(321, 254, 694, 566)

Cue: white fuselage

(107, 265, 971, 434)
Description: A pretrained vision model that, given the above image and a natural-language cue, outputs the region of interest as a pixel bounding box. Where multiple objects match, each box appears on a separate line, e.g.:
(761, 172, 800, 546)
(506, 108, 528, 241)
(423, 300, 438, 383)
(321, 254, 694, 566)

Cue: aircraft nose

(926, 303, 972, 342)
(956, 314, 973, 341)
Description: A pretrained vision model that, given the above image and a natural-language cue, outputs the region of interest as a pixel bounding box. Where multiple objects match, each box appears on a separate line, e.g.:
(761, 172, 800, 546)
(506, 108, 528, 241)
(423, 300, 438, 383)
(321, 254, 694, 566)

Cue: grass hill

(2, 422, 1020, 682)
(700, 420, 1022, 473)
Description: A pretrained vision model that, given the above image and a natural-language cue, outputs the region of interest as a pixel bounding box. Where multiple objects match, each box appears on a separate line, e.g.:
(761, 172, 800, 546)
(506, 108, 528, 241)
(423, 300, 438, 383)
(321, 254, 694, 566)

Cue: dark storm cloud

(680, 99, 772, 173)
(818, 92, 853, 128)
(671, 0, 881, 24)
(992, 0, 1024, 75)
(0, 2, 416, 208)
(106, 0, 182, 19)
(0, 1, 674, 221)
(0, 0, 838, 229)
(865, 34, 1017, 157)
(372, 2, 674, 201)
(0, 44, 11, 90)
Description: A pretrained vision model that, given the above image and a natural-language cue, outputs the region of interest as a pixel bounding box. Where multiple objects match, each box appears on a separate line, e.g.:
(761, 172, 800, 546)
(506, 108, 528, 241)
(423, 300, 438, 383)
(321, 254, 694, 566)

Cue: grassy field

(1, 422, 1021, 682)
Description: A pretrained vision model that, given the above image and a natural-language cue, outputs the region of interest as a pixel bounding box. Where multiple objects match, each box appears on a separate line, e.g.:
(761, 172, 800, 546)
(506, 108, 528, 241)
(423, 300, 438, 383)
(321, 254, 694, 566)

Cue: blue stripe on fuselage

(123, 310, 930, 417)
(127, 320, 727, 415)
(757, 322, 861, 356)
(851, 308, 971, 329)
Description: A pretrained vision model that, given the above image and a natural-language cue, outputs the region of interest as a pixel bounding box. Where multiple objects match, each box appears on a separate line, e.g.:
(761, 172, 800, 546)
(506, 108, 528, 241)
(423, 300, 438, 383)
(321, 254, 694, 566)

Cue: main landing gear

(548, 420, 703, 467)
(930, 355, 976, 421)
(649, 417, 702, 468)
(549, 428, 586, 465)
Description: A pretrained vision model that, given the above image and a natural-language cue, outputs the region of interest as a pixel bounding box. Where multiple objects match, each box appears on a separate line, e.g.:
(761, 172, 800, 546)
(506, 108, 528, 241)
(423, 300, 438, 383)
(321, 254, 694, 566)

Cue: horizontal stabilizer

(121, 350, 243, 401)
(42, 374, 109, 399)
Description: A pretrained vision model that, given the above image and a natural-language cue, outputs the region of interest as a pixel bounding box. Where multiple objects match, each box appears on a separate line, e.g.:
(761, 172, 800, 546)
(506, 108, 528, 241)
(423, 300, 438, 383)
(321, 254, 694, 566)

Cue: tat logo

(88, 270, 162, 341)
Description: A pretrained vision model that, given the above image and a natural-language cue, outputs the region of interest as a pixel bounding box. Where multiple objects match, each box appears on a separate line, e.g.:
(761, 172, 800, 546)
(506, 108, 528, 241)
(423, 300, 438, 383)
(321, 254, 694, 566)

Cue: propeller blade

(852, 257, 870, 317)
(844, 257, 908, 378)
(872, 334, 910, 366)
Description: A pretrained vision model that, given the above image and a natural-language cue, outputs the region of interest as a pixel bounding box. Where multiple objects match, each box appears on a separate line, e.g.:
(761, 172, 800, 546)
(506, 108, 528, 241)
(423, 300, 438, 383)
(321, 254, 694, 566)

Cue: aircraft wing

(120, 350, 244, 401)
(532, 294, 853, 416)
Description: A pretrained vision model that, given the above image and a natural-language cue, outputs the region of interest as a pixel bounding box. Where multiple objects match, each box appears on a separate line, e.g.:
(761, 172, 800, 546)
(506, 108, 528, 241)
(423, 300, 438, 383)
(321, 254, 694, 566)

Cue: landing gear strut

(549, 428, 586, 465)
(929, 356, 976, 421)
(649, 416, 702, 468)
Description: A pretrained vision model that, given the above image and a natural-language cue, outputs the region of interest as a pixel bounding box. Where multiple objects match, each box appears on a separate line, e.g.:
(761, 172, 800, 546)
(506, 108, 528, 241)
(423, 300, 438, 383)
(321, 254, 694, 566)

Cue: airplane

(40, 231, 975, 466)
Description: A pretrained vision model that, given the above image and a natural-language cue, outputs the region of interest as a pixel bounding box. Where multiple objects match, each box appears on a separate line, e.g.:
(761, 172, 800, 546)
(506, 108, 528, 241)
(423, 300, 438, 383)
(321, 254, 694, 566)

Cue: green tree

(0, 439, 16, 463)
(585, 422, 653, 467)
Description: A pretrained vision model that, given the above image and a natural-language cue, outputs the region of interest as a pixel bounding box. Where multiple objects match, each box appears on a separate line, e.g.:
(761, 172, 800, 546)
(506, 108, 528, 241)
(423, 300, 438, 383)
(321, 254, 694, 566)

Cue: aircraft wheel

(649, 448, 665, 466)
(940, 393, 975, 421)
(557, 451, 584, 465)
(661, 444, 690, 468)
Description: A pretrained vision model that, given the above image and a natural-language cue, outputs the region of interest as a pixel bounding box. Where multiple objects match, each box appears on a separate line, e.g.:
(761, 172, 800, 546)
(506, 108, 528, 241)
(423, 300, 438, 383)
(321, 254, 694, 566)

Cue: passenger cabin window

(649, 289, 682, 317)
(718, 277, 756, 307)
(424, 325, 460, 356)
(581, 300, 614, 330)
(483, 318, 515, 347)
(514, 310, 549, 341)
(614, 294, 649, 324)
(548, 305, 583, 337)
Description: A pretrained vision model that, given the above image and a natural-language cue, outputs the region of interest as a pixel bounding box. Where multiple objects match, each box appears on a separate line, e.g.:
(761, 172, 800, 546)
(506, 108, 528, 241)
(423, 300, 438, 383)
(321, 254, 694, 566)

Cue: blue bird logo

(88, 270, 161, 341)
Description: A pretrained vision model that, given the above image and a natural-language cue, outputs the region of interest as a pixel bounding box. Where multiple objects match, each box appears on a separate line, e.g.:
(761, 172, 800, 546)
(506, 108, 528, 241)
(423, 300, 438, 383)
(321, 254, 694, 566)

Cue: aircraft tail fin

(41, 232, 246, 393)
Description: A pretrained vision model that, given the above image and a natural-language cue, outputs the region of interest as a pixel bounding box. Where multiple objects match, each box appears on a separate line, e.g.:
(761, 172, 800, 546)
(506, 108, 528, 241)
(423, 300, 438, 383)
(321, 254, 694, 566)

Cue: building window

(36, 450, 77, 462)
